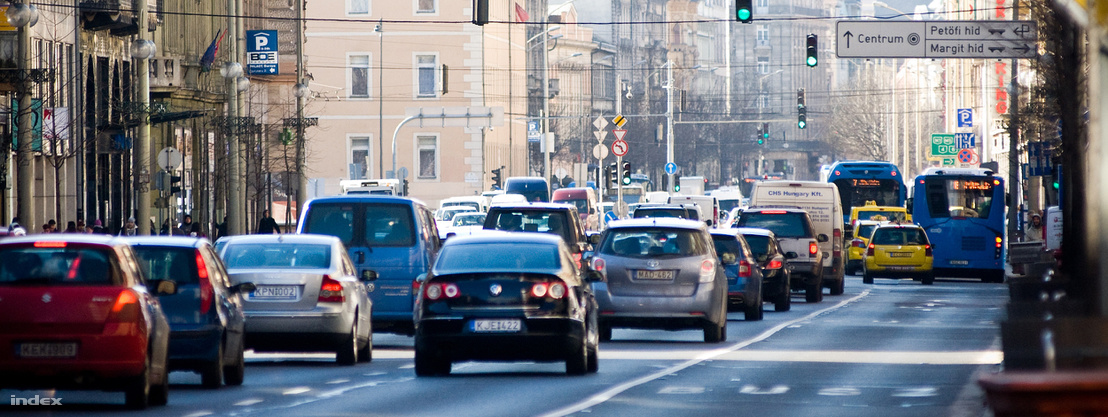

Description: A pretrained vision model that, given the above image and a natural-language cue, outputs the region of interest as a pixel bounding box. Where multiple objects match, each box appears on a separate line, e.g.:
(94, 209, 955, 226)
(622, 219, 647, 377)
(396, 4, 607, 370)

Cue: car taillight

(531, 281, 567, 299)
(107, 289, 141, 323)
(196, 251, 213, 315)
(592, 257, 606, 274)
(699, 259, 716, 283)
(572, 252, 583, 269)
(767, 259, 783, 269)
(809, 242, 819, 256)
(738, 260, 752, 278)
(319, 275, 345, 303)
(867, 243, 875, 257)
(995, 235, 1003, 259)
(925, 244, 933, 257)
(424, 282, 459, 300)
(852, 239, 865, 248)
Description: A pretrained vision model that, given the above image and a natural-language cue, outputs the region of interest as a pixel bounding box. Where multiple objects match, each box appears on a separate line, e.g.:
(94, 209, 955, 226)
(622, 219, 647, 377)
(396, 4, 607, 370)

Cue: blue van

(298, 196, 441, 335)
(504, 176, 550, 202)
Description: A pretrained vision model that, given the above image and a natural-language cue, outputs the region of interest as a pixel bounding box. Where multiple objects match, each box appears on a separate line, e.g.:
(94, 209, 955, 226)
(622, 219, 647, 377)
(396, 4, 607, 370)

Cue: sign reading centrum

(836, 20, 1037, 59)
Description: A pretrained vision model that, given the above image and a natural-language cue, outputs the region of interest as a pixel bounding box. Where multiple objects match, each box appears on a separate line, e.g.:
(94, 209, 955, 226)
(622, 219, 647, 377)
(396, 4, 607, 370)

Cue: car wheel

(336, 320, 358, 365)
(745, 292, 764, 321)
(775, 278, 791, 312)
(125, 358, 151, 410)
(150, 352, 169, 406)
(357, 333, 373, 363)
(599, 323, 612, 342)
(862, 271, 874, 285)
(201, 342, 224, 388)
(805, 280, 823, 303)
(566, 335, 589, 375)
(414, 347, 450, 376)
(830, 274, 845, 295)
(922, 273, 935, 285)
(703, 321, 725, 343)
(224, 343, 245, 386)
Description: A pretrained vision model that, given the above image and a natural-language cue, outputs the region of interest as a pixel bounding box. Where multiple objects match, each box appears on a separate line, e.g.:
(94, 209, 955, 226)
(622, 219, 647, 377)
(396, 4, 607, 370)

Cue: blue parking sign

(246, 30, 279, 75)
(957, 108, 973, 128)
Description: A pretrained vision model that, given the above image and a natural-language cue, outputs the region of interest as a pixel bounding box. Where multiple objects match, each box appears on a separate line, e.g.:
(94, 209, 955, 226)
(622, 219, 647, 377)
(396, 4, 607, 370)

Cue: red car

(0, 235, 176, 409)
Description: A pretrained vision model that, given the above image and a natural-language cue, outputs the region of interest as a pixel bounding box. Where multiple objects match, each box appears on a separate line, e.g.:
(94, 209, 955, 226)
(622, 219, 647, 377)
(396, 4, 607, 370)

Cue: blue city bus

(909, 167, 1006, 283)
(825, 161, 907, 224)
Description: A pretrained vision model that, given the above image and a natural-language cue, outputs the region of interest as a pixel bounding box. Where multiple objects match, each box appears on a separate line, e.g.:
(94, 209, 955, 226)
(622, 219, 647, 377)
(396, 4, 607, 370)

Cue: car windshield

(736, 213, 813, 238)
(0, 246, 116, 285)
(599, 228, 709, 258)
(872, 228, 928, 246)
(452, 213, 486, 227)
(436, 243, 560, 272)
(554, 198, 588, 214)
(223, 243, 332, 269)
(486, 210, 572, 242)
(633, 208, 689, 219)
(132, 246, 199, 283)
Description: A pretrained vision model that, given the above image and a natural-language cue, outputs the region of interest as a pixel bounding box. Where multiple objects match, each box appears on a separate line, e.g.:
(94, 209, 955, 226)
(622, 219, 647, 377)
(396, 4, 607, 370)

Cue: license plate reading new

(889, 252, 914, 258)
(253, 285, 299, 300)
(635, 270, 676, 280)
(950, 260, 970, 265)
(470, 319, 521, 333)
(19, 343, 77, 358)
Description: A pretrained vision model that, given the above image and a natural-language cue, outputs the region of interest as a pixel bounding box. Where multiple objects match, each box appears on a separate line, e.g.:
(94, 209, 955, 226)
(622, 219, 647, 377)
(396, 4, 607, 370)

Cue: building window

(757, 25, 769, 41)
(757, 56, 769, 74)
(416, 54, 437, 98)
(756, 0, 768, 7)
(417, 135, 437, 179)
(349, 54, 370, 98)
(350, 136, 371, 179)
(416, 0, 435, 13)
(348, 0, 369, 15)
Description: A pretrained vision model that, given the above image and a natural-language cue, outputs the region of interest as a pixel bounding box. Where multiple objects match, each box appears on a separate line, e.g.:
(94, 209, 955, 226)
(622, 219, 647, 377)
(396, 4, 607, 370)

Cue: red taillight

(867, 243, 875, 256)
(548, 282, 567, 299)
(573, 252, 583, 269)
(852, 239, 865, 248)
(67, 257, 81, 280)
(530, 281, 566, 299)
(701, 259, 715, 274)
(531, 283, 549, 298)
(33, 241, 67, 248)
(924, 244, 933, 256)
(107, 289, 141, 323)
(443, 283, 459, 298)
(891, 170, 898, 176)
(592, 257, 606, 273)
(809, 242, 819, 256)
(761, 210, 787, 214)
(767, 259, 783, 269)
(424, 282, 459, 300)
(196, 251, 213, 315)
(995, 237, 1003, 248)
(738, 260, 752, 278)
(319, 275, 345, 303)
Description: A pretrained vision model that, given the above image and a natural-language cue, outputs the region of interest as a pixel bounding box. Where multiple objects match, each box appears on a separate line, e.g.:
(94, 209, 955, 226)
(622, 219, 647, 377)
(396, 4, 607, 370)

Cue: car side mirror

(585, 270, 604, 283)
(817, 234, 829, 243)
(231, 282, 256, 294)
(721, 252, 738, 265)
(785, 251, 799, 259)
(361, 270, 378, 282)
(589, 233, 602, 245)
(151, 279, 178, 295)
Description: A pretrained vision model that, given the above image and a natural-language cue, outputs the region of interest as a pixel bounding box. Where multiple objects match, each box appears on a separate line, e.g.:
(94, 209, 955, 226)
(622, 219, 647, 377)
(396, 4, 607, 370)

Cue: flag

(515, 2, 529, 23)
(199, 29, 225, 73)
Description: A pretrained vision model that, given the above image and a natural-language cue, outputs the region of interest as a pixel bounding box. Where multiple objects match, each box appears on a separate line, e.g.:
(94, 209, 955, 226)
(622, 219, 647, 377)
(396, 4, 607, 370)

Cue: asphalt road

(3, 275, 1006, 416)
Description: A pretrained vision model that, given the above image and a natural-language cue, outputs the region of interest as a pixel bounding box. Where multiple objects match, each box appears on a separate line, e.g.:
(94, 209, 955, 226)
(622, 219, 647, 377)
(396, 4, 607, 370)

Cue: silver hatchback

(589, 218, 728, 343)
(218, 234, 373, 364)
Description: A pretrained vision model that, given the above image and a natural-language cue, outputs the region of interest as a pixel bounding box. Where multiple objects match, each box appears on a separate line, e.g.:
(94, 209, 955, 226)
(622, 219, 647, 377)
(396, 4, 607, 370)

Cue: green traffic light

(806, 56, 817, 67)
(622, 177, 631, 185)
(757, 138, 765, 145)
(798, 120, 807, 129)
(737, 9, 751, 21)
(674, 184, 681, 192)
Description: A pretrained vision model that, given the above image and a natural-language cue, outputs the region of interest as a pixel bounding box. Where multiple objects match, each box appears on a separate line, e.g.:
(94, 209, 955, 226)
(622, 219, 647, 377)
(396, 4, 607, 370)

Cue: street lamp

(222, 61, 244, 235)
(11, 1, 38, 233)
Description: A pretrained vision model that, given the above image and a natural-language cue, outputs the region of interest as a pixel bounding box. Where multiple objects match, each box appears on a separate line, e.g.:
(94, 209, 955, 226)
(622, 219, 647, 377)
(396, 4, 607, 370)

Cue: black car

(129, 236, 253, 388)
(484, 203, 591, 262)
(735, 227, 796, 312)
(414, 232, 600, 375)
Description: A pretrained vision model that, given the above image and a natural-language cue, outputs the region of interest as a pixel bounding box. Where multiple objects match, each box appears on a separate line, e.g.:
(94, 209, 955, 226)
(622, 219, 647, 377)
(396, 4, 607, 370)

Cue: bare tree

(827, 77, 890, 161)
(34, 8, 83, 226)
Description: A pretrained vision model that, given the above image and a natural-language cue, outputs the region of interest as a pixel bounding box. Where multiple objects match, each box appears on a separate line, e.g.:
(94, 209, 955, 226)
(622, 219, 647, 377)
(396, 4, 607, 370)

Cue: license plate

(470, 319, 521, 333)
(635, 270, 676, 280)
(950, 260, 970, 265)
(252, 285, 299, 300)
(887, 266, 916, 271)
(19, 343, 77, 358)
(889, 252, 914, 258)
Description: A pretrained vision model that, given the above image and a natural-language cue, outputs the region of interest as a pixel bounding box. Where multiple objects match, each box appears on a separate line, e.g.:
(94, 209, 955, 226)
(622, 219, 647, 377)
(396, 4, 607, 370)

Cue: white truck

(749, 180, 845, 296)
(339, 179, 401, 195)
(678, 176, 706, 196)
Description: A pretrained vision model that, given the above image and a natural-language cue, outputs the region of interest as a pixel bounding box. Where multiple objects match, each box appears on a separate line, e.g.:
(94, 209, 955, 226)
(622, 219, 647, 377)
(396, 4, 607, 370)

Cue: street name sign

(836, 21, 1037, 59)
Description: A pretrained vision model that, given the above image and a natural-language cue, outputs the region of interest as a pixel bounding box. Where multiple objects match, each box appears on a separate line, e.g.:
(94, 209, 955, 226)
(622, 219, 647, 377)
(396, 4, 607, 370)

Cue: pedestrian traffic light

(472, 0, 489, 26)
(491, 166, 503, 189)
(621, 161, 632, 185)
(169, 174, 182, 194)
(806, 34, 818, 67)
(735, 0, 753, 23)
(608, 163, 619, 188)
(673, 174, 681, 192)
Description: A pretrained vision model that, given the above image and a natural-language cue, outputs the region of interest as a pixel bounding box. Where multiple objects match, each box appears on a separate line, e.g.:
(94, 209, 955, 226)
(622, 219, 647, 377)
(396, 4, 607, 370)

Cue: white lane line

(234, 398, 264, 406)
(283, 387, 311, 395)
(183, 412, 214, 417)
(326, 379, 350, 384)
(538, 290, 872, 417)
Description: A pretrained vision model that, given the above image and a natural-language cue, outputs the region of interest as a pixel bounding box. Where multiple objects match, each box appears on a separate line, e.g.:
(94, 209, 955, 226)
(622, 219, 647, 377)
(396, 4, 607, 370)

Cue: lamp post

(130, 28, 155, 234)
(221, 61, 243, 235)
(10, 2, 37, 231)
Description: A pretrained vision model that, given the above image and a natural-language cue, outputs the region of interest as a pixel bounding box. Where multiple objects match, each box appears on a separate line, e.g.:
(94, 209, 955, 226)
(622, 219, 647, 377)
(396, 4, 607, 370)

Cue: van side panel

(749, 181, 844, 285)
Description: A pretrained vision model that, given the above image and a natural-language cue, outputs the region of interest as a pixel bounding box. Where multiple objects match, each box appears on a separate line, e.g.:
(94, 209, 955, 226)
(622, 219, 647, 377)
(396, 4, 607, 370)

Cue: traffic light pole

(616, 155, 624, 218)
(665, 61, 674, 193)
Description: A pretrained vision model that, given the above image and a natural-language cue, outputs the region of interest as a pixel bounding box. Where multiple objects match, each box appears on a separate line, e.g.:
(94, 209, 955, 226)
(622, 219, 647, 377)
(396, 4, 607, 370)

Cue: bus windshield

(922, 177, 997, 219)
(833, 178, 902, 212)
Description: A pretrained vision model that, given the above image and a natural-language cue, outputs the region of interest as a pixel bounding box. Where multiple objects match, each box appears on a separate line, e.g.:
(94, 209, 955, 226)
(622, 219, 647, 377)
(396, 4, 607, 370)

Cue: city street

(3, 275, 1006, 416)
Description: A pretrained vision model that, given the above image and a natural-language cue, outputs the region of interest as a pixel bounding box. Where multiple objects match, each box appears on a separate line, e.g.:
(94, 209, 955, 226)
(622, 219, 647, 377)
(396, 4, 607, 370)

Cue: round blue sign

(665, 162, 677, 175)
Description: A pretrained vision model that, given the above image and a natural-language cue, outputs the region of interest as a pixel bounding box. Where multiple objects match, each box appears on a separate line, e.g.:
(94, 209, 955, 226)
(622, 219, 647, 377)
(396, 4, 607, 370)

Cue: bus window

(924, 178, 996, 219)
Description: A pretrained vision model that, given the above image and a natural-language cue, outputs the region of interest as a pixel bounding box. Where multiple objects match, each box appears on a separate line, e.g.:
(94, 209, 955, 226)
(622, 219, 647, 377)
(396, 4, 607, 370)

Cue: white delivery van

(668, 195, 721, 228)
(748, 180, 845, 295)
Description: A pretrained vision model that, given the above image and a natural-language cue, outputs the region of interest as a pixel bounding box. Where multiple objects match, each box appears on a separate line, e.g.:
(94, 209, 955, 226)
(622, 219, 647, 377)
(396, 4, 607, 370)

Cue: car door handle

(357, 252, 366, 264)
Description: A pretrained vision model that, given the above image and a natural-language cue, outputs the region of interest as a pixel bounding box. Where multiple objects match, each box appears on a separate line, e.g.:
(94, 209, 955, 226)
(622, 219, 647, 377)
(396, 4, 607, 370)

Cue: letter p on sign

(255, 36, 268, 50)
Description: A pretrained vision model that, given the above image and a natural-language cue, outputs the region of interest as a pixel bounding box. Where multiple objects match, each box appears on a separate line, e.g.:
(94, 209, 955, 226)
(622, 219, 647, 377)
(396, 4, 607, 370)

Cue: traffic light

(806, 34, 818, 67)
(797, 89, 808, 129)
(472, 0, 489, 26)
(608, 163, 619, 188)
(756, 124, 765, 145)
(673, 174, 681, 192)
(621, 161, 632, 185)
(735, 0, 753, 23)
(762, 122, 770, 143)
(169, 174, 182, 194)
(491, 166, 503, 189)
(403, 179, 410, 196)
(797, 88, 806, 109)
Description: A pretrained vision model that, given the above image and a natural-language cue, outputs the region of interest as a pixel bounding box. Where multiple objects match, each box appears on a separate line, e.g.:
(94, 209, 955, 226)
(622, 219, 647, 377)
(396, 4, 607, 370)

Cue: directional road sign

(836, 20, 1037, 59)
(931, 133, 957, 156)
(955, 132, 976, 148)
(612, 139, 628, 157)
(665, 162, 677, 175)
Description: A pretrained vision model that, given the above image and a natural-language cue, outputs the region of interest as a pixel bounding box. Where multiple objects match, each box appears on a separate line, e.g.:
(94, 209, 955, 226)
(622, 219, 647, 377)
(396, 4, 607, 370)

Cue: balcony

(80, 0, 141, 35)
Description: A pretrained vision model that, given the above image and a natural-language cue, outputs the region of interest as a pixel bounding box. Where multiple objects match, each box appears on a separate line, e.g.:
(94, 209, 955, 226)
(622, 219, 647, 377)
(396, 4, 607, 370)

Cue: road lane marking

(326, 379, 350, 384)
(713, 349, 1002, 365)
(892, 387, 939, 397)
(740, 385, 790, 395)
(282, 387, 311, 395)
(658, 386, 705, 394)
(539, 290, 872, 417)
(819, 387, 862, 396)
(183, 412, 214, 417)
(234, 398, 264, 406)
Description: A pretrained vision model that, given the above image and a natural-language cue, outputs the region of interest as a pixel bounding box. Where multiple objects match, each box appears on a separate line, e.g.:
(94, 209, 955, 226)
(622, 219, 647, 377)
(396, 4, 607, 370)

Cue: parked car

(734, 208, 827, 303)
(218, 234, 374, 364)
(128, 236, 252, 388)
(0, 235, 176, 409)
(709, 229, 765, 321)
(736, 227, 795, 312)
(413, 232, 600, 376)
(588, 218, 728, 343)
(846, 220, 884, 275)
(483, 203, 590, 264)
(438, 212, 487, 240)
(298, 195, 440, 335)
(863, 224, 935, 285)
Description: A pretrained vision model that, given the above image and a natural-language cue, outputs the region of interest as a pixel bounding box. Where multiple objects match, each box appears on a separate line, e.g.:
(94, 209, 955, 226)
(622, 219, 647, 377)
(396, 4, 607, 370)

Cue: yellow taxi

(862, 224, 934, 285)
(846, 220, 884, 275)
(849, 201, 910, 226)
